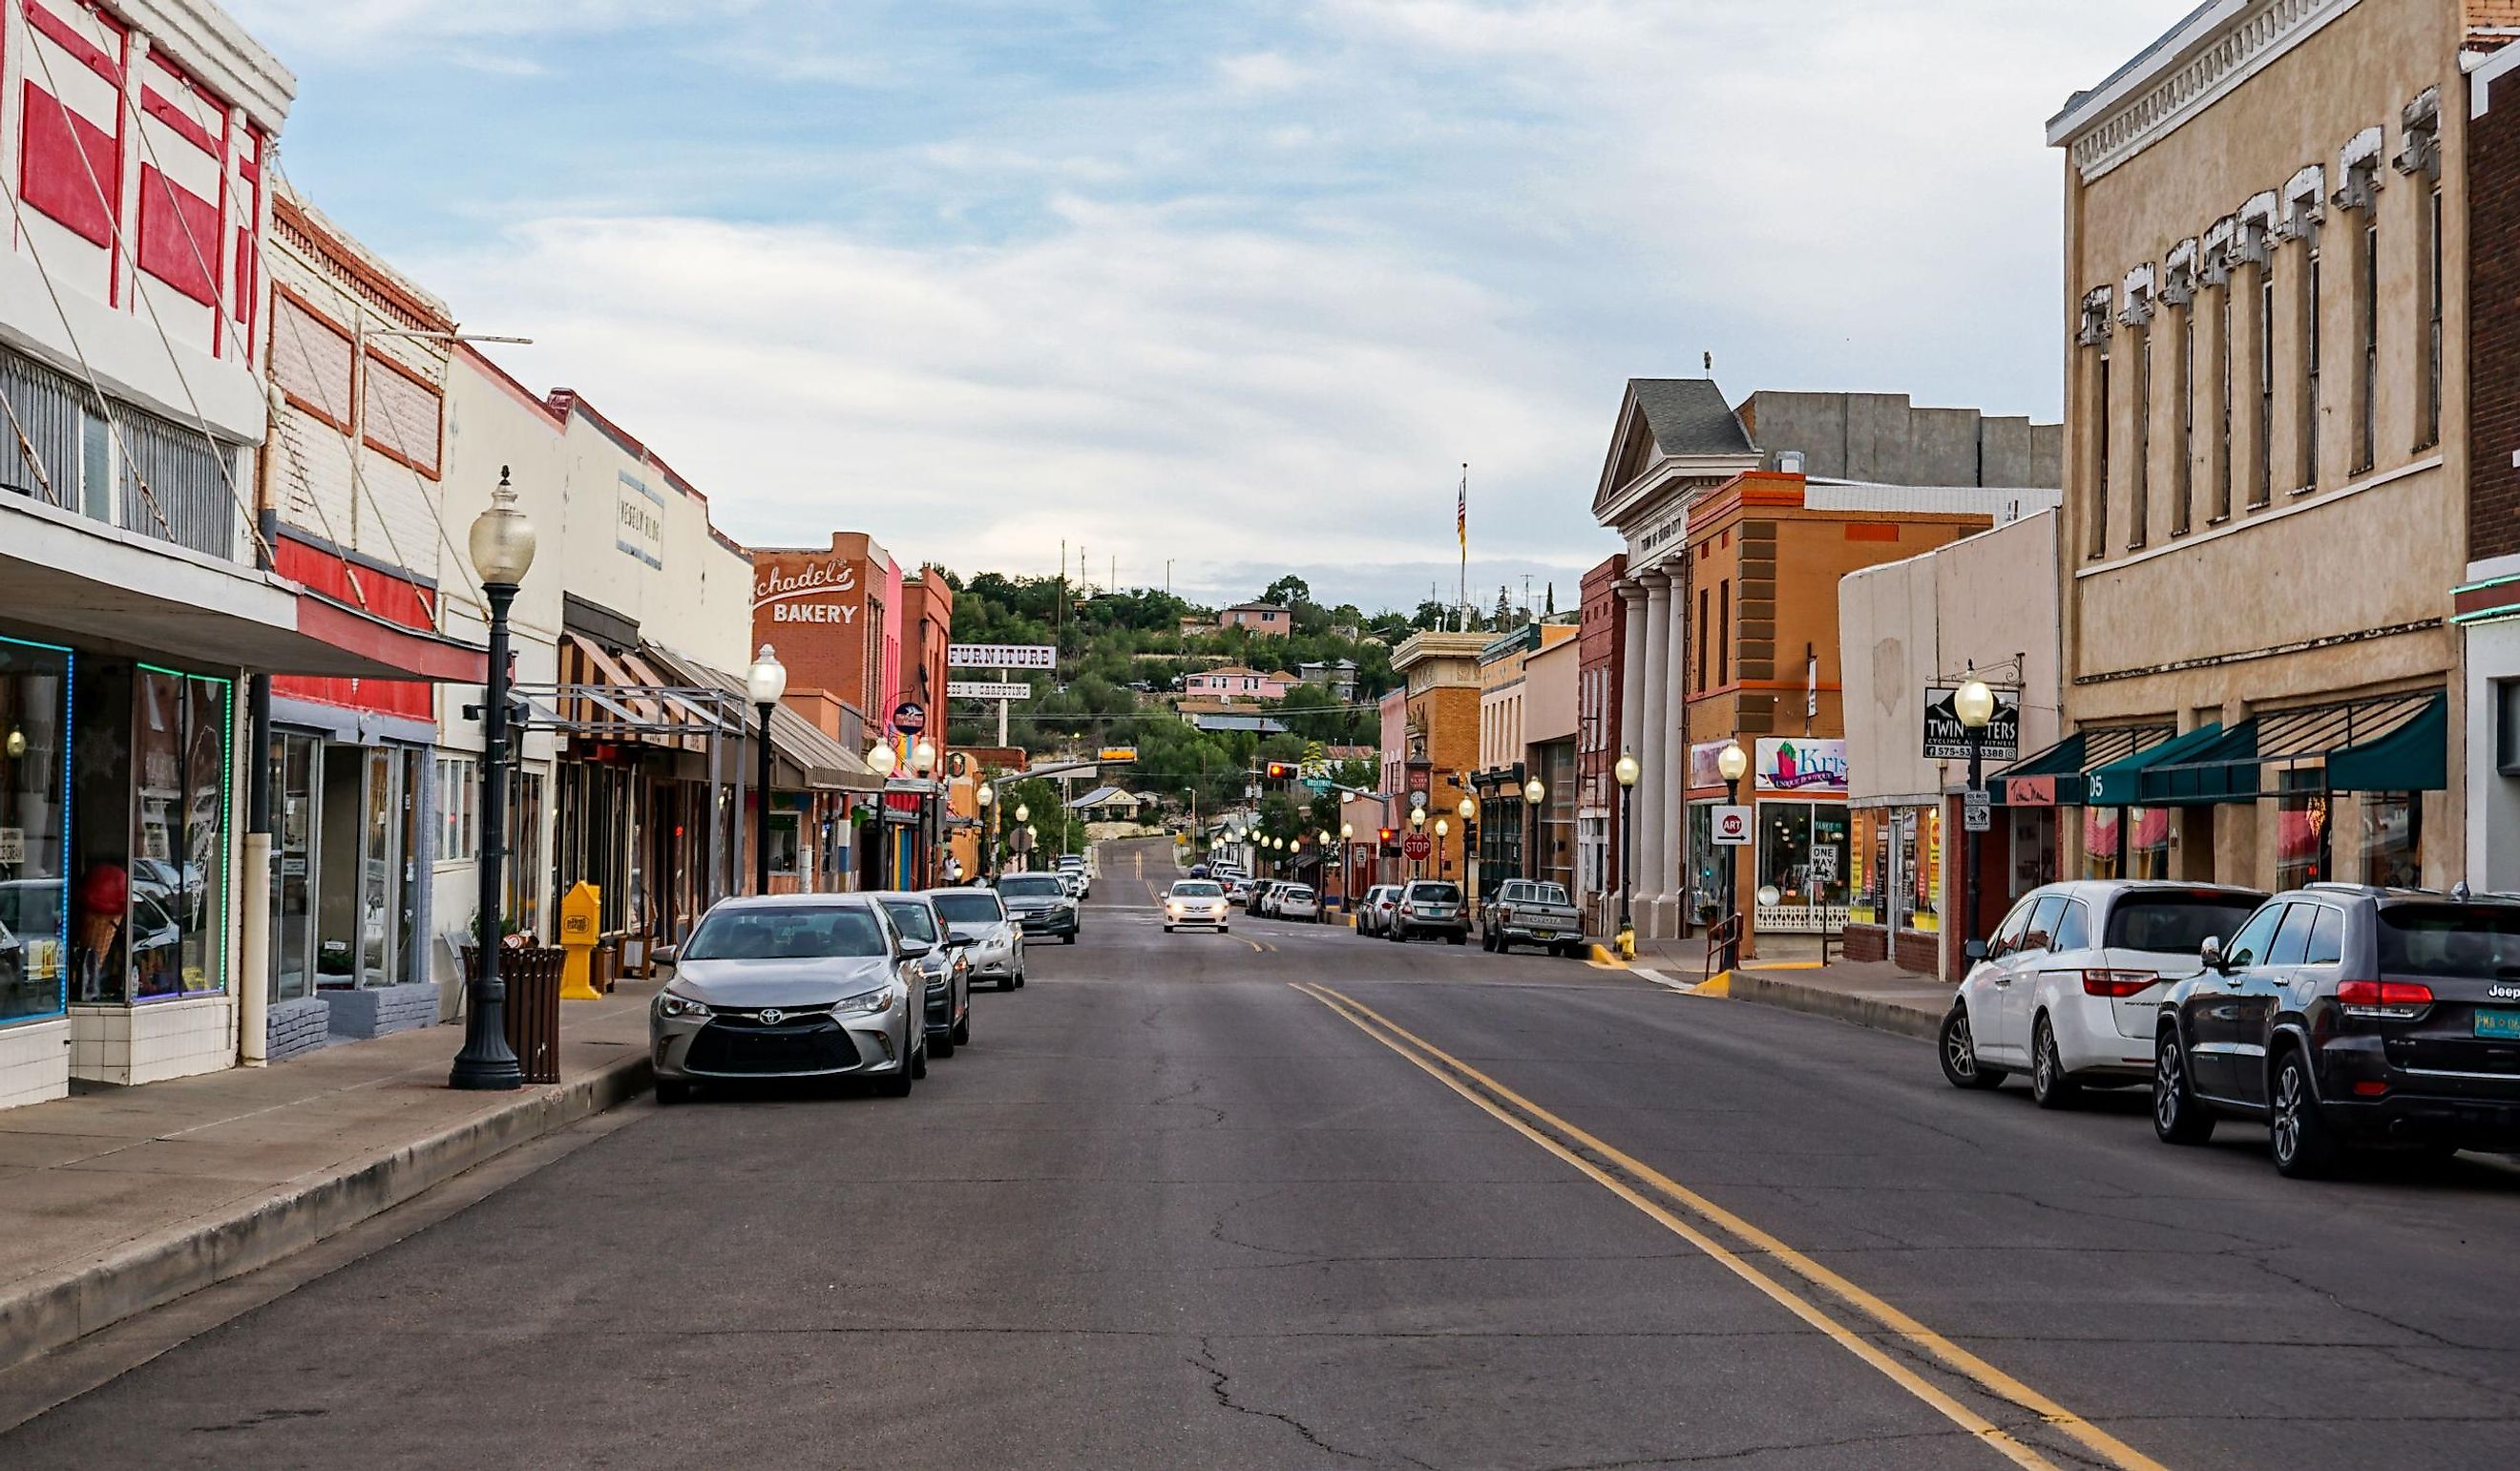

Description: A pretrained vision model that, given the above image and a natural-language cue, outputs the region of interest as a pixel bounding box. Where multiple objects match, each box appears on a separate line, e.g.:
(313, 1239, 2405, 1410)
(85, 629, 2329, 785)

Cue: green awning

(1991, 725, 2174, 807)
(2083, 723, 2223, 808)
(2137, 691, 2446, 805)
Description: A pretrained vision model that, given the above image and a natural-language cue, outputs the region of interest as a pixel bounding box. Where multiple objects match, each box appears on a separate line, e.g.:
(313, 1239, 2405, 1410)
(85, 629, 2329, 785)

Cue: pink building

(1183, 665, 1290, 700)
(1220, 603, 1292, 637)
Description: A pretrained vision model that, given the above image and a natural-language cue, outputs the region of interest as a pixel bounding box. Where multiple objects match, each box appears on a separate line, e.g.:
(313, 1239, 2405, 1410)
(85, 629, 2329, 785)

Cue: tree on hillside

(1262, 575, 1312, 609)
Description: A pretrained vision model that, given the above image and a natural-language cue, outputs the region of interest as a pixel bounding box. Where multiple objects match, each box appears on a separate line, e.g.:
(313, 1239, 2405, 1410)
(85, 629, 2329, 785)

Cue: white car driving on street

(1940, 880, 2266, 1106)
(1276, 884, 1320, 921)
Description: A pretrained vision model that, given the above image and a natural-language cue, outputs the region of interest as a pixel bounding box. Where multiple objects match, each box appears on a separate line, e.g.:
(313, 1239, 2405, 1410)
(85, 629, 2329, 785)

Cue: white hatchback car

(1940, 881, 2265, 1107)
(1276, 885, 1320, 921)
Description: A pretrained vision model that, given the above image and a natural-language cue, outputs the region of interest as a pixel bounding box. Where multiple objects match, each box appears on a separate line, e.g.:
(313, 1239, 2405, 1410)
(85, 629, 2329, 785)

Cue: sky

(230, 0, 2201, 615)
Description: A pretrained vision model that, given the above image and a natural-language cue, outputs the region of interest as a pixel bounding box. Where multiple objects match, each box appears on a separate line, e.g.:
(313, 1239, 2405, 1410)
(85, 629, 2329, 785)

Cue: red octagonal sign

(1403, 833, 1432, 860)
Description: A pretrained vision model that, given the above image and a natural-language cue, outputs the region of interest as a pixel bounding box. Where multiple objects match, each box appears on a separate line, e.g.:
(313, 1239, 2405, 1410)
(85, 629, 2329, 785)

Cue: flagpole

(1457, 462, 1468, 631)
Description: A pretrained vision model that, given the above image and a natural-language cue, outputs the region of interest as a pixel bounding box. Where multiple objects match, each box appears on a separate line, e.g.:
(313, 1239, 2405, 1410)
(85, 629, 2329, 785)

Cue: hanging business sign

(1754, 739, 1848, 794)
(1922, 686, 2022, 763)
(949, 643, 1057, 670)
(891, 700, 926, 735)
(755, 560, 862, 624)
(1096, 746, 1140, 763)
(948, 681, 1029, 701)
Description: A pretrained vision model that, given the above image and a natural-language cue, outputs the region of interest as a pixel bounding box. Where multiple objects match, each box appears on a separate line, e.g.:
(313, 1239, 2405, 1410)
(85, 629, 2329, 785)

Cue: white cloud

(1218, 50, 1309, 95)
(224, 0, 755, 56)
(417, 202, 1602, 604)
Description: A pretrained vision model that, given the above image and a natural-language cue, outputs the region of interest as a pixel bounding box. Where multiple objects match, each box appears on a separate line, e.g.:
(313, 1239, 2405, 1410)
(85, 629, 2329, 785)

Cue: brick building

(1576, 555, 1628, 935)
(1391, 632, 1487, 884)
(2459, 37, 2520, 886)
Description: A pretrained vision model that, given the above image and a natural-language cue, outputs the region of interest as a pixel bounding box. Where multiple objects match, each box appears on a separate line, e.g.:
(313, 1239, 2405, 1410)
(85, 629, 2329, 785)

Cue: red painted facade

(269, 536, 435, 720)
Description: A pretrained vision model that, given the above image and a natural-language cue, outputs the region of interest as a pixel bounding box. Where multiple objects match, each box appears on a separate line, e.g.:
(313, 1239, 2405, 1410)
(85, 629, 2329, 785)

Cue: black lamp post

(747, 645, 787, 895)
(1717, 740, 1751, 975)
(1459, 794, 1480, 907)
(452, 468, 534, 1092)
(1614, 749, 1640, 956)
(1522, 776, 1545, 883)
(1955, 664, 1997, 953)
(976, 782, 996, 880)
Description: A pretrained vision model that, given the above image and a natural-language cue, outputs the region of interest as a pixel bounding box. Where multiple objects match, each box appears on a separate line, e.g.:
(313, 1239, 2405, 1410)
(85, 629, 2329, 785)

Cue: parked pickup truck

(1482, 879, 1586, 957)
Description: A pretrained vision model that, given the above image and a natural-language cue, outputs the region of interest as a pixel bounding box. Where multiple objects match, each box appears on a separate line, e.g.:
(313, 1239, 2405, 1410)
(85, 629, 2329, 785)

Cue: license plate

(2475, 1009, 2520, 1040)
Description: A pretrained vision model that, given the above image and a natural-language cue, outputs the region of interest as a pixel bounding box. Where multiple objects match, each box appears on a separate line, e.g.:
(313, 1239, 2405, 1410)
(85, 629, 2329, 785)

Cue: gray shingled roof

(1629, 379, 1754, 457)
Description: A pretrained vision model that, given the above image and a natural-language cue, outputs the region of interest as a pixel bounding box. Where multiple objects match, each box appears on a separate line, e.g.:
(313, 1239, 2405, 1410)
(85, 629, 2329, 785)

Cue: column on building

(1616, 582, 1648, 921)
(1659, 569, 1690, 937)
(1635, 570, 1672, 932)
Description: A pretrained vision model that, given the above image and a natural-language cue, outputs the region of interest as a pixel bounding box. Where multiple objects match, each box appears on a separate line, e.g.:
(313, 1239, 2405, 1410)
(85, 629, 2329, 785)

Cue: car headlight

(656, 991, 712, 1019)
(834, 988, 896, 1016)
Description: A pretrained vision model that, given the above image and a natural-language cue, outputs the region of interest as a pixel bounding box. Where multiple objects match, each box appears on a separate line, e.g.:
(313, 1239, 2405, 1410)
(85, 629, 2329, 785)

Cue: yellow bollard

(558, 881, 602, 1000)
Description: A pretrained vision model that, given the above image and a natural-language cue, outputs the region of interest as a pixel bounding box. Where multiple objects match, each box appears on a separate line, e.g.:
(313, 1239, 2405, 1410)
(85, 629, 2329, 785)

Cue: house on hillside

(1221, 602, 1292, 637)
(1068, 787, 1147, 823)
(1297, 660, 1358, 702)
(1183, 665, 1291, 700)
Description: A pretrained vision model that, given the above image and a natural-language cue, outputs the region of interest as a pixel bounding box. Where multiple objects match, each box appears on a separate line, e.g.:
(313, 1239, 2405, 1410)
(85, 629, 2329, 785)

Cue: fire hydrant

(558, 881, 602, 1000)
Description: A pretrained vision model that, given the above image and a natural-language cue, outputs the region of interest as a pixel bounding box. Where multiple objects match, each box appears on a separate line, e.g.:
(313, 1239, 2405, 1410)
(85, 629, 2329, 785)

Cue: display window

(1754, 801, 1850, 933)
(0, 637, 73, 1027)
(2360, 791, 2421, 888)
(2081, 807, 2169, 881)
(74, 665, 232, 1005)
(1904, 807, 1941, 933)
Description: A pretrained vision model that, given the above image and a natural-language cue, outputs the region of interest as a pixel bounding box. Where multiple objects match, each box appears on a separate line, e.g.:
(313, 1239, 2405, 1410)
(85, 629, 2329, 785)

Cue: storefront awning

(2139, 691, 2446, 805)
(3, 498, 487, 681)
(639, 642, 881, 793)
(1992, 724, 2174, 807)
(2082, 722, 2223, 808)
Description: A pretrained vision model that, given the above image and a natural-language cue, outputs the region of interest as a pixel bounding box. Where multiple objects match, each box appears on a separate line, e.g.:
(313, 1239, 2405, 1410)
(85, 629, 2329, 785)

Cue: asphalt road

(9, 836, 2520, 1469)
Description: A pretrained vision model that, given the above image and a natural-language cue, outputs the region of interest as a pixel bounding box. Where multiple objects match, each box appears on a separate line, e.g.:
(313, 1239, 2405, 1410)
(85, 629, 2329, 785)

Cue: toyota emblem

(757, 1008, 785, 1025)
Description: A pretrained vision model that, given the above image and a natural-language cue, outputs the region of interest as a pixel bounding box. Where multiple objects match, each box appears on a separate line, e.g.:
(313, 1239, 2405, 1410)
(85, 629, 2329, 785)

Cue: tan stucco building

(2045, 0, 2473, 894)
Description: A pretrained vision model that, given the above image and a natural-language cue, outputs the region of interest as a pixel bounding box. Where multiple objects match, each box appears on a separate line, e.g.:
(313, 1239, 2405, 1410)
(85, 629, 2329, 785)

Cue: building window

(2355, 219, 2377, 475)
(1715, 579, 1730, 687)
(2131, 326, 2152, 548)
(436, 755, 477, 862)
(2216, 280, 2234, 520)
(2361, 792, 2422, 888)
(2300, 227, 2321, 494)
(1696, 586, 1709, 691)
(0, 638, 72, 1027)
(2277, 773, 2331, 889)
(2090, 345, 2112, 557)
(2256, 263, 2275, 508)
(2423, 185, 2444, 452)
(2082, 807, 2169, 882)
(95, 667, 233, 1004)
(2174, 305, 2194, 536)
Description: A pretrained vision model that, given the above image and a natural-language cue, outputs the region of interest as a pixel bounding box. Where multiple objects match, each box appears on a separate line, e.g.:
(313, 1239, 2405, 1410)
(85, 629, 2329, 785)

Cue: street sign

(1303, 778, 1333, 795)
(1403, 832, 1432, 860)
(1922, 686, 2022, 763)
(1964, 788, 1993, 832)
(948, 681, 1029, 701)
(949, 643, 1056, 670)
(1812, 846, 1840, 882)
(1711, 804, 1754, 847)
(1097, 746, 1139, 763)
(1408, 790, 1429, 811)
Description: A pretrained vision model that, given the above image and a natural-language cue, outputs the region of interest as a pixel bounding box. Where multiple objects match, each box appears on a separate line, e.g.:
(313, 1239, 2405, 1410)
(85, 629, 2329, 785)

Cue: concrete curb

(1720, 970, 1942, 1042)
(0, 1052, 653, 1375)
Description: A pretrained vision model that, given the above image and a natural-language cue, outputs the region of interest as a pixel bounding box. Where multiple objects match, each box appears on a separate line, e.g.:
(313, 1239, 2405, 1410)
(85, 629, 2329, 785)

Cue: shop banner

(1922, 686, 2021, 763)
(1689, 741, 1731, 790)
(1754, 739, 1848, 794)
(949, 643, 1057, 670)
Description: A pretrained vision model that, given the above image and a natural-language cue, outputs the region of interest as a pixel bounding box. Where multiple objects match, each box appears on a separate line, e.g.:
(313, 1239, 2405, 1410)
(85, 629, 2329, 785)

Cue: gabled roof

(1591, 378, 1759, 521)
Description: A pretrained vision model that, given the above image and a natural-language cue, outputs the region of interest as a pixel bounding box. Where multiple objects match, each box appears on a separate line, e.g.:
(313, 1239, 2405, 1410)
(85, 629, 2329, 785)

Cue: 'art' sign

(754, 561, 861, 624)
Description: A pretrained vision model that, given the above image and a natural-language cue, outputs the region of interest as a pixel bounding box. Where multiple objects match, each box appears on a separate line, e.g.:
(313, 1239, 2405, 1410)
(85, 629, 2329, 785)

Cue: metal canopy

(508, 683, 746, 738)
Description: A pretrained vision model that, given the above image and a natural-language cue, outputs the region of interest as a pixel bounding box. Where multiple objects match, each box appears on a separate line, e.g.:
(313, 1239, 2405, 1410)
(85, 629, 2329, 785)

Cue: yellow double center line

(1290, 981, 2168, 1471)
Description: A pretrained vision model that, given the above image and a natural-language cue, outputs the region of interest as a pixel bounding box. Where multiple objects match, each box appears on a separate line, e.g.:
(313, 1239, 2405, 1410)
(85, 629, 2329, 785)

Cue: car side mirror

(1964, 938, 1990, 963)
(2199, 935, 2228, 974)
(899, 940, 934, 961)
(945, 931, 976, 949)
(651, 944, 678, 967)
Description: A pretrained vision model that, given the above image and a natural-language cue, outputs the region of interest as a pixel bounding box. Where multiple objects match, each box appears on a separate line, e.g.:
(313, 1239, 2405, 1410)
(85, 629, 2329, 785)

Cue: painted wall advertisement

(615, 473, 664, 570)
(1754, 739, 1848, 795)
(755, 560, 862, 624)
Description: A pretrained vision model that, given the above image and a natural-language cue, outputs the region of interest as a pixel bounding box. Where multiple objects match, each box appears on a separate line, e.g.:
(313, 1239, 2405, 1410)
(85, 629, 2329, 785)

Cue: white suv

(1940, 881, 2265, 1106)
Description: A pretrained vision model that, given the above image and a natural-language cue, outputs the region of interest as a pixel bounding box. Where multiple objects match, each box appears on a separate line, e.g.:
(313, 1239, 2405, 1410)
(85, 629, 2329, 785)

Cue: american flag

(1456, 466, 1467, 549)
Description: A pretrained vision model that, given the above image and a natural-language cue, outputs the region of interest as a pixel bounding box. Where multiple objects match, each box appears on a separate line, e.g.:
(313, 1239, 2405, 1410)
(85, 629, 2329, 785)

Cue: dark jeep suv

(2152, 885, 2520, 1177)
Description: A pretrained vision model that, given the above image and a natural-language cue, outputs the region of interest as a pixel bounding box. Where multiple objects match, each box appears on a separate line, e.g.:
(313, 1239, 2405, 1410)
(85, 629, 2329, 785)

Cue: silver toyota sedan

(651, 894, 932, 1103)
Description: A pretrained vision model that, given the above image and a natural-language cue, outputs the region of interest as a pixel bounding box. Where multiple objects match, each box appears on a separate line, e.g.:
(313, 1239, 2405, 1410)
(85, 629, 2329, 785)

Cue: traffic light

(1264, 761, 1298, 781)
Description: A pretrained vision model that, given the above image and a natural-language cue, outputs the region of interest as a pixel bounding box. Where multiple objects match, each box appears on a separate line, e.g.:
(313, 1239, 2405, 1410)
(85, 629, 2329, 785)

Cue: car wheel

(932, 1031, 956, 1060)
(2270, 1047, 2344, 1179)
(1062, 934, 1078, 946)
(953, 1011, 971, 1045)
(2030, 1018, 2079, 1110)
(912, 1039, 930, 1080)
(1014, 970, 1027, 989)
(1447, 932, 1466, 946)
(1938, 1007, 2005, 1090)
(876, 1062, 914, 1099)
(2152, 1029, 2214, 1144)
(655, 1079, 693, 1106)
(1164, 923, 1174, 934)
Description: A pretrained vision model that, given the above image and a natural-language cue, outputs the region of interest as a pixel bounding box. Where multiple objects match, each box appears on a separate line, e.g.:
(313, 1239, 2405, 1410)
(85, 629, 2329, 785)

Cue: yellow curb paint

(1290, 982, 2065, 1471)
(1292, 983, 2168, 1471)
(1696, 972, 1732, 997)
(1586, 943, 1628, 968)
(1743, 960, 1825, 972)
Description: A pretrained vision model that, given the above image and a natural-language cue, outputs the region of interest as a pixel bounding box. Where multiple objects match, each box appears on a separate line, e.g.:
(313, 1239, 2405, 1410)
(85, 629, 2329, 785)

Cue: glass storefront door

(269, 733, 318, 1002)
(1754, 801, 1852, 934)
(315, 741, 414, 991)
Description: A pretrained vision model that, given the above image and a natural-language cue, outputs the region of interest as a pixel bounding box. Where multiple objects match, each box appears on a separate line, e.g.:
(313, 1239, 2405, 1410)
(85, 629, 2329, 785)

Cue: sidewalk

(1621, 937, 1950, 1042)
(0, 980, 659, 1372)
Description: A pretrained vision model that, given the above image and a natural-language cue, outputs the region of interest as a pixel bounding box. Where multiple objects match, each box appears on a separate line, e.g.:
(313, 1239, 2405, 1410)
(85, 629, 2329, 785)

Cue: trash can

(460, 944, 565, 1084)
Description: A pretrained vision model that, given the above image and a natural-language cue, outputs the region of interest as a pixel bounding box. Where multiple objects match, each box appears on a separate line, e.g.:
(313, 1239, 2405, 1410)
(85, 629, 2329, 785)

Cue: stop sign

(1403, 833, 1432, 860)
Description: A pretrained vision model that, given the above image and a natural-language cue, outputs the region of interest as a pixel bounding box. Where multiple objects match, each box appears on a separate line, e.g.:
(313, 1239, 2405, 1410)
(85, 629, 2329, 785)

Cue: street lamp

(1339, 821, 1354, 911)
(913, 738, 937, 776)
(976, 781, 996, 879)
(1614, 750, 1641, 956)
(746, 644, 788, 895)
(1955, 664, 1997, 954)
(452, 466, 536, 1092)
(1716, 740, 1751, 973)
(1436, 816, 1451, 878)
(1522, 776, 1545, 881)
(909, 738, 938, 885)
